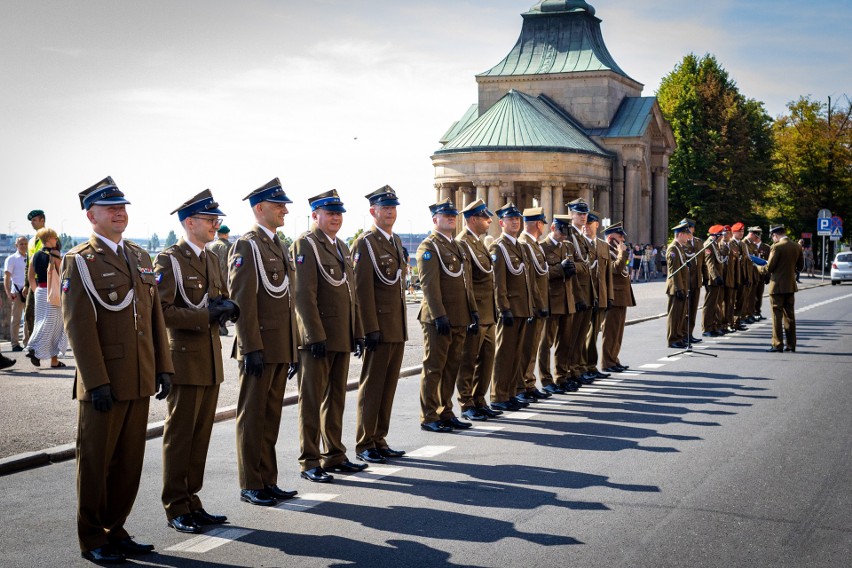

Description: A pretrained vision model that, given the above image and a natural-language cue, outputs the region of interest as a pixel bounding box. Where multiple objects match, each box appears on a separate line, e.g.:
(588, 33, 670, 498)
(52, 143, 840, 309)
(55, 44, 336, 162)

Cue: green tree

(164, 230, 178, 248)
(346, 228, 364, 248)
(59, 233, 76, 253)
(765, 96, 852, 244)
(148, 232, 160, 252)
(657, 53, 775, 228)
(275, 231, 293, 250)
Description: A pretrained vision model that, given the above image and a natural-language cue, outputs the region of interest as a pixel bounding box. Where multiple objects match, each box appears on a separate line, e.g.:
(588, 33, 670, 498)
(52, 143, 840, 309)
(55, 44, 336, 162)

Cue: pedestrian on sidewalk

(24, 209, 46, 342)
(25, 227, 68, 368)
(4, 236, 29, 350)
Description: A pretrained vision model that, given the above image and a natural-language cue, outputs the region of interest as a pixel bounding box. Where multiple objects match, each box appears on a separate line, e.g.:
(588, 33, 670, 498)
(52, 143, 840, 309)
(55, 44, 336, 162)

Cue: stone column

(578, 183, 593, 207)
(540, 183, 553, 224)
(624, 161, 641, 238)
(596, 185, 610, 223)
(553, 184, 564, 215)
(487, 182, 502, 237)
(475, 182, 488, 203)
(460, 186, 475, 208)
(653, 168, 669, 246)
(434, 183, 452, 202)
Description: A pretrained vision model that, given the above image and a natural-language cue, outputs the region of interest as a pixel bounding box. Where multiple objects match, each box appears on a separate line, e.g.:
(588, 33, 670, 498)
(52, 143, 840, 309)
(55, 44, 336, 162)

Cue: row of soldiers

(665, 220, 771, 348)
(415, 196, 636, 433)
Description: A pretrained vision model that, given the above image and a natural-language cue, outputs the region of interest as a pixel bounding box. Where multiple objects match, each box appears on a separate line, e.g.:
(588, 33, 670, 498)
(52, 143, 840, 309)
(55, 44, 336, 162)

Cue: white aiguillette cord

(249, 239, 291, 297)
(74, 253, 136, 323)
(169, 254, 208, 309)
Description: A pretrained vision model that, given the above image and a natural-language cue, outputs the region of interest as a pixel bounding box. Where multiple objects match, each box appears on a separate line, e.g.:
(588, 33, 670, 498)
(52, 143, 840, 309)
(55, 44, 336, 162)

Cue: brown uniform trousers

(567, 226, 595, 378)
(518, 232, 550, 393)
(417, 231, 476, 422)
(229, 226, 297, 489)
(760, 237, 804, 349)
(538, 238, 576, 387)
(490, 234, 537, 402)
(155, 239, 226, 520)
(585, 238, 614, 373)
(456, 229, 497, 410)
(293, 228, 362, 470)
(351, 227, 407, 454)
(733, 239, 751, 324)
(722, 239, 741, 328)
(61, 236, 173, 552)
(754, 242, 771, 316)
(601, 243, 635, 369)
(666, 241, 689, 344)
(702, 238, 725, 332)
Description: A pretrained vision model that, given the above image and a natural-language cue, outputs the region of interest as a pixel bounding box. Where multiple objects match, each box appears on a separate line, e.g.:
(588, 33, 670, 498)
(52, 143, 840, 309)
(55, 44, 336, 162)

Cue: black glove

(218, 299, 240, 324)
(244, 350, 264, 377)
(675, 290, 686, 301)
(364, 331, 382, 352)
(575, 300, 588, 312)
(606, 299, 614, 310)
(713, 276, 723, 287)
(560, 257, 576, 277)
(704, 284, 710, 293)
(538, 309, 549, 318)
(155, 373, 172, 400)
(287, 361, 300, 381)
(90, 384, 113, 412)
(310, 341, 327, 359)
(207, 299, 230, 323)
(434, 316, 451, 336)
(354, 337, 365, 359)
(500, 310, 514, 327)
(467, 311, 480, 336)
(764, 274, 770, 284)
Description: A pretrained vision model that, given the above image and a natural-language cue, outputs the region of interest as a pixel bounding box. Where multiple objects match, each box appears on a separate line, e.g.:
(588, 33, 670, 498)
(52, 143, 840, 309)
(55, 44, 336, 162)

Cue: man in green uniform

(207, 224, 232, 336)
(760, 225, 804, 352)
(601, 223, 635, 372)
(62, 177, 173, 564)
(701, 225, 726, 337)
(564, 199, 596, 385)
(582, 210, 614, 379)
(666, 221, 691, 348)
(747, 227, 770, 321)
(680, 218, 703, 344)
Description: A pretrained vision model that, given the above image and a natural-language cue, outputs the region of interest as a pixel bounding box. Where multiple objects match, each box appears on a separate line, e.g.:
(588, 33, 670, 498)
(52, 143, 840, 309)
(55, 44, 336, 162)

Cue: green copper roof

(478, 0, 633, 80)
(439, 104, 478, 144)
(435, 90, 611, 157)
(587, 97, 656, 138)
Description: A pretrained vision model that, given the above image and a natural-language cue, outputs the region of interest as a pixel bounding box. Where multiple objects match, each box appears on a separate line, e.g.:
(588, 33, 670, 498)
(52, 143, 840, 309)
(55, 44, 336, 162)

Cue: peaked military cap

(27, 209, 45, 221)
(567, 198, 589, 213)
(243, 178, 293, 207)
(769, 225, 785, 234)
(603, 222, 626, 237)
(365, 185, 400, 206)
(217, 225, 231, 234)
(79, 176, 131, 210)
(309, 189, 346, 212)
(679, 218, 696, 227)
(522, 207, 547, 223)
(495, 201, 522, 219)
(553, 214, 572, 229)
(171, 189, 226, 221)
(731, 222, 745, 232)
(429, 197, 458, 216)
(462, 198, 493, 218)
(747, 226, 762, 234)
(587, 209, 601, 223)
(672, 219, 690, 233)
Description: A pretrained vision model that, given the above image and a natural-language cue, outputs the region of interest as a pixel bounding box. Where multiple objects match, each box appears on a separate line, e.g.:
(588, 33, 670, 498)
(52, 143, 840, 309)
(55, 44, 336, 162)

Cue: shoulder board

(241, 230, 259, 240)
(124, 239, 141, 250)
(67, 242, 90, 256)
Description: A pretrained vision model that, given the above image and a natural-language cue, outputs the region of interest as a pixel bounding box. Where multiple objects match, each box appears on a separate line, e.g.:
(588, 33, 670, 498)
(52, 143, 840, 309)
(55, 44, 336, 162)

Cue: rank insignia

(422, 251, 432, 261)
(353, 252, 360, 263)
(62, 278, 70, 292)
(296, 255, 305, 264)
(85, 254, 95, 261)
(138, 267, 154, 275)
(108, 291, 118, 302)
(155, 273, 163, 283)
(234, 257, 243, 268)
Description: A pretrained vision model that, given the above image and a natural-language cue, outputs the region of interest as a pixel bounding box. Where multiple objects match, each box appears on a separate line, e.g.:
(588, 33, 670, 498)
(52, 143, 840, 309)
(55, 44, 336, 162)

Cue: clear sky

(2, 0, 850, 241)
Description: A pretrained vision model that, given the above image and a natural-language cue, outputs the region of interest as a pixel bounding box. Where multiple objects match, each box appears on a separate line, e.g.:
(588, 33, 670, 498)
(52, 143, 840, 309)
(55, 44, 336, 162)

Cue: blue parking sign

(817, 217, 831, 236)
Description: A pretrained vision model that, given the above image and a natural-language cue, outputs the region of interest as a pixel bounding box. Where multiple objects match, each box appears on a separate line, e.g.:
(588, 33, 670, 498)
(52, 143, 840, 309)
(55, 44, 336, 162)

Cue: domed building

(432, 0, 675, 244)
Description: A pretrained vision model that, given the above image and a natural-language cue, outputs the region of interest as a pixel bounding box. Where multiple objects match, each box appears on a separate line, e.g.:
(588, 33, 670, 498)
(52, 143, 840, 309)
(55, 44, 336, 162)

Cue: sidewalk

(0, 276, 830, 474)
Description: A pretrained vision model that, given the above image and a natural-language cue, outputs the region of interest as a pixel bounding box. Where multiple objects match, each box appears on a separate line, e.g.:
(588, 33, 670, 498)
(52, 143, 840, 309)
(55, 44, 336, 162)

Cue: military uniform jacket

(155, 238, 225, 386)
(762, 237, 804, 295)
(744, 239, 760, 283)
(519, 232, 550, 312)
(540, 237, 575, 315)
(456, 229, 497, 325)
(609, 243, 636, 307)
(703, 238, 724, 284)
(685, 236, 702, 289)
(725, 239, 742, 287)
(229, 225, 297, 364)
(416, 231, 476, 326)
(293, 228, 363, 352)
(351, 227, 407, 342)
(61, 236, 173, 401)
(591, 238, 614, 306)
(207, 237, 231, 291)
(666, 241, 689, 296)
(489, 234, 537, 318)
(567, 225, 595, 304)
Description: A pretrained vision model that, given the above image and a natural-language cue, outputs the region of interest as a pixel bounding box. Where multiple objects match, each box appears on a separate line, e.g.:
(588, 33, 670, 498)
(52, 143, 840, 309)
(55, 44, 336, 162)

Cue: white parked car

(830, 251, 852, 285)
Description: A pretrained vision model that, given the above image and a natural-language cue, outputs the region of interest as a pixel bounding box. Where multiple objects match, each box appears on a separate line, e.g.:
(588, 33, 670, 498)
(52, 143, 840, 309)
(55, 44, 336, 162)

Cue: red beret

(731, 222, 745, 232)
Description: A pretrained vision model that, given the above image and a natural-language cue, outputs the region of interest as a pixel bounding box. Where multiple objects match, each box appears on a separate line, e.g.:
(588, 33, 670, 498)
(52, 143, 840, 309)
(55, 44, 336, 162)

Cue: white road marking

(508, 412, 540, 421)
(272, 493, 338, 512)
(796, 292, 852, 313)
(407, 445, 454, 458)
(640, 363, 665, 369)
(658, 356, 681, 361)
(166, 528, 254, 553)
(458, 425, 504, 436)
(346, 467, 402, 482)
(540, 397, 570, 404)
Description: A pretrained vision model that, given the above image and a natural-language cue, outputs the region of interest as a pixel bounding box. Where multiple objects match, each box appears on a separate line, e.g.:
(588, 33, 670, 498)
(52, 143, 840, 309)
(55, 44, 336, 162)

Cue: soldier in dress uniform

(759, 225, 804, 352)
(581, 210, 614, 380)
(666, 221, 691, 348)
(156, 190, 237, 534)
(601, 222, 635, 372)
(740, 224, 761, 323)
(680, 218, 703, 344)
(701, 225, 726, 337)
(517, 207, 552, 402)
(293, 189, 366, 481)
(350, 186, 408, 464)
(721, 225, 744, 332)
(229, 178, 299, 505)
(564, 199, 596, 385)
(417, 198, 478, 431)
(61, 177, 173, 564)
(537, 215, 579, 394)
(207, 224, 232, 336)
(747, 227, 769, 321)
(455, 199, 501, 421)
(730, 222, 752, 330)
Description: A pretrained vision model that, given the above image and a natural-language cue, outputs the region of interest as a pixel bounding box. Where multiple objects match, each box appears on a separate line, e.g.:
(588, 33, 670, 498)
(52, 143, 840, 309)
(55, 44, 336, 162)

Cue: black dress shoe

(689, 336, 703, 343)
(702, 331, 718, 337)
(542, 384, 564, 395)
(240, 488, 277, 505)
(356, 448, 387, 464)
(264, 484, 298, 500)
(531, 387, 552, 399)
(168, 513, 202, 533)
(442, 416, 472, 429)
(601, 366, 620, 373)
(192, 508, 228, 525)
(461, 408, 488, 421)
(489, 401, 516, 412)
(766, 346, 783, 352)
(593, 370, 610, 378)
(301, 467, 334, 483)
(377, 447, 406, 458)
(478, 405, 503, 417)
(615, 364, 629, 371)
(109, 537, 154, 555)
(329, 459, 368, 473)
(515, 391, 536, 403)
(11, 345, 24, 352)
(578, 373, 595, 384)
(0, 356, 14, 370)
(668, 341, 687, 349)
(784, 346, 795, 352)
(81, 545, 125, 564)
(26, 350, 40, 367)
(563, 379, 580, 391)
(421, 420, 453, 432)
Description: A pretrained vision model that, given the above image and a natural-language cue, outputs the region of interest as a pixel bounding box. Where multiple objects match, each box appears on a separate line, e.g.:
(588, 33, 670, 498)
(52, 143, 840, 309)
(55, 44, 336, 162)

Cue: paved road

(0, 282, 850, 567)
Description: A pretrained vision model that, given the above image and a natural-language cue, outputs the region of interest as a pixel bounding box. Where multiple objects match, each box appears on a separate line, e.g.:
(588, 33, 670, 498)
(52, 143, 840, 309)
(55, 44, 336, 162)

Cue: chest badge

(108, 291, 118, 302)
